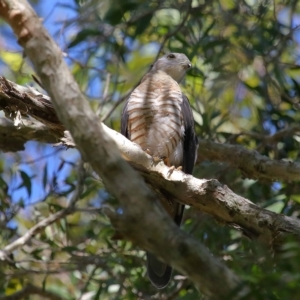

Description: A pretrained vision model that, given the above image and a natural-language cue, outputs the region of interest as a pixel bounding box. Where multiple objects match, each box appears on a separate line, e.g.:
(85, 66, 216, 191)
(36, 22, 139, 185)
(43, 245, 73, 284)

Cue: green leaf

(68, 28, 101, 48)
(0, 175, 8, 195)
(134, 13, 153, 36)
(104, 2, 138, 25)
(265, 201, 285, 213)
(18, 170, 32, 198)
(62, 246, 79, 253)
(42, 164, 48, 189)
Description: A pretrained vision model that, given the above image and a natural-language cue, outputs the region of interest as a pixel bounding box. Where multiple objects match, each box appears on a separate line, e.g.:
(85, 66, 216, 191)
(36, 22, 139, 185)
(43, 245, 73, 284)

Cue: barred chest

(126, 74, 184, 167)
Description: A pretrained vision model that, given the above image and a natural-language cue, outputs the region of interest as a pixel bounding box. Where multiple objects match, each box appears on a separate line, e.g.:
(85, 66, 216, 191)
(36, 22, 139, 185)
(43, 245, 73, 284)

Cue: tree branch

(1, 86, 299, 246)
(106, 125, 300, 244)
(1, 75, 300, 182)
(0, 76, 64, 133)
(0, 0, 245, 297)
(2, 74, 300, 245)
(0, 117, 57, 151)
(197, 139, 300, 181)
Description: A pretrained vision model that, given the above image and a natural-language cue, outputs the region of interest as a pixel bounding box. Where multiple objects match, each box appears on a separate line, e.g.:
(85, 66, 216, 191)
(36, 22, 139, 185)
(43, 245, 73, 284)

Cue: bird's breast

(127, 88, 184, 167)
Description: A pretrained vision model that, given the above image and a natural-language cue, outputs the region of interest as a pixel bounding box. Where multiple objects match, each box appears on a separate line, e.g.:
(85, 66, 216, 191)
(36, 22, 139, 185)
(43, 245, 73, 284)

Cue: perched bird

(121, 53, 198, 288)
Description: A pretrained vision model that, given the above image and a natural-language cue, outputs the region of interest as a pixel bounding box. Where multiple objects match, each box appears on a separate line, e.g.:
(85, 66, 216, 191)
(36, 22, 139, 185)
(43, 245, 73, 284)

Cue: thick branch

(0, 76, 64, 133)
(0, 0, 243, 297)
(1, 97, 299, 246)
(1, 75, 300, 182)
(1, 77, 299, 244)
(198, 139, 300, 182)
(1, 78, 300, 244)
(106, 124, 300, 244)
(0, 117, 57, 151)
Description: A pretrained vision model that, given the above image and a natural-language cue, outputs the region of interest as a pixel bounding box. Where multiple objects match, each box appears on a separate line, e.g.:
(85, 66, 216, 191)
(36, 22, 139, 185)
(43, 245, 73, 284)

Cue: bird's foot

(167, 165, 182, 177)
(167, 166, 175, 176)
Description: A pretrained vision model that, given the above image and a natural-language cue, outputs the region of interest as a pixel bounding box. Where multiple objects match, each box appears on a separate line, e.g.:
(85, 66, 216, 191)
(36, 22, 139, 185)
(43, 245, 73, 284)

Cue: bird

(121, 52, 198, 289)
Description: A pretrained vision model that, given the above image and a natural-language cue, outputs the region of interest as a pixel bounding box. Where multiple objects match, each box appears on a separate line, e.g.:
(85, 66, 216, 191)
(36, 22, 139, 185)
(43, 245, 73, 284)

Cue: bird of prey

(121, 53, 198, 289)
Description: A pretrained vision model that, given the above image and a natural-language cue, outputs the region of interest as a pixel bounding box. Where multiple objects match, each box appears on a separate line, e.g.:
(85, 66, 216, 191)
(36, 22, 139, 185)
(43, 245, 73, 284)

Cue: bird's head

(151, 53, 192, 83)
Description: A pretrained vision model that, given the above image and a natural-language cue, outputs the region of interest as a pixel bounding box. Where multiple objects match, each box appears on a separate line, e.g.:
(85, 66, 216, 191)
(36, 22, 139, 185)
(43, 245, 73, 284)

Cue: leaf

(62, 246, 79, 253)
(68, 28, 101, 48)
(154, 8, 181, 26)
(265, 201, 285, 214)
(188, 67, 205, 78)
(0, 51, 23, 72)
(134, 13, 153, 36)
(0, 175, 8, 195)
(43, 164, 48, 189)
(18, 170, 32, 198)
(192, 109, 203, 126)
(104, 1, 138, 25)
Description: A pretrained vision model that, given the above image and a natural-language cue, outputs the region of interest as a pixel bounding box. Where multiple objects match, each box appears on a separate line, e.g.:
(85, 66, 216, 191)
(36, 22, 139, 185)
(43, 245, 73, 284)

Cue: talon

(145, 148, 152, 155)
(167, 166, 175, 176)
(177, 166, 182, 171)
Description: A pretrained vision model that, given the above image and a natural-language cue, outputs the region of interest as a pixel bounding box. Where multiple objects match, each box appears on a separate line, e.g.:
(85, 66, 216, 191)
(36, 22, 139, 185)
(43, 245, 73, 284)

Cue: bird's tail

(147, 252, 172, 289)
(146, 203, 185, 289)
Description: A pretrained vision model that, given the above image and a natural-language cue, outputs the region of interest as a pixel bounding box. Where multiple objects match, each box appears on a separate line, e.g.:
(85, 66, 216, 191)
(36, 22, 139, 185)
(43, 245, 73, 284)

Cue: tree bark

(0, 0, 247, 298)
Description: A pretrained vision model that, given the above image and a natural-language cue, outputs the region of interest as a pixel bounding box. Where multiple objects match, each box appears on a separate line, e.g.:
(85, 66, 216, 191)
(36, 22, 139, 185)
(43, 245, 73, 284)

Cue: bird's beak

(183, 62, 192, 69)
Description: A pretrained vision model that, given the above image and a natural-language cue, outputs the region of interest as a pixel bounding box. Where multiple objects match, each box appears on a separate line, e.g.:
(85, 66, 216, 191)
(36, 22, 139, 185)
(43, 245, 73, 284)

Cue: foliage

(1, 0, 300, 298)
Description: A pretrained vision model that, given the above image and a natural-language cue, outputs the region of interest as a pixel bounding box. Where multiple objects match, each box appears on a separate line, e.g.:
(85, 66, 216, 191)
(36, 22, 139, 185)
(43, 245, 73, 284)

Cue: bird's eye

(167, 54, 176, 59)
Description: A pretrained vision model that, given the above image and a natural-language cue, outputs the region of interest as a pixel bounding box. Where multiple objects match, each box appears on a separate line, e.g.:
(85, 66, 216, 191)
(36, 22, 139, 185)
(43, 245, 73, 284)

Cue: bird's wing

(172, 93, 197, 228)
(181, 93, 198, 175)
